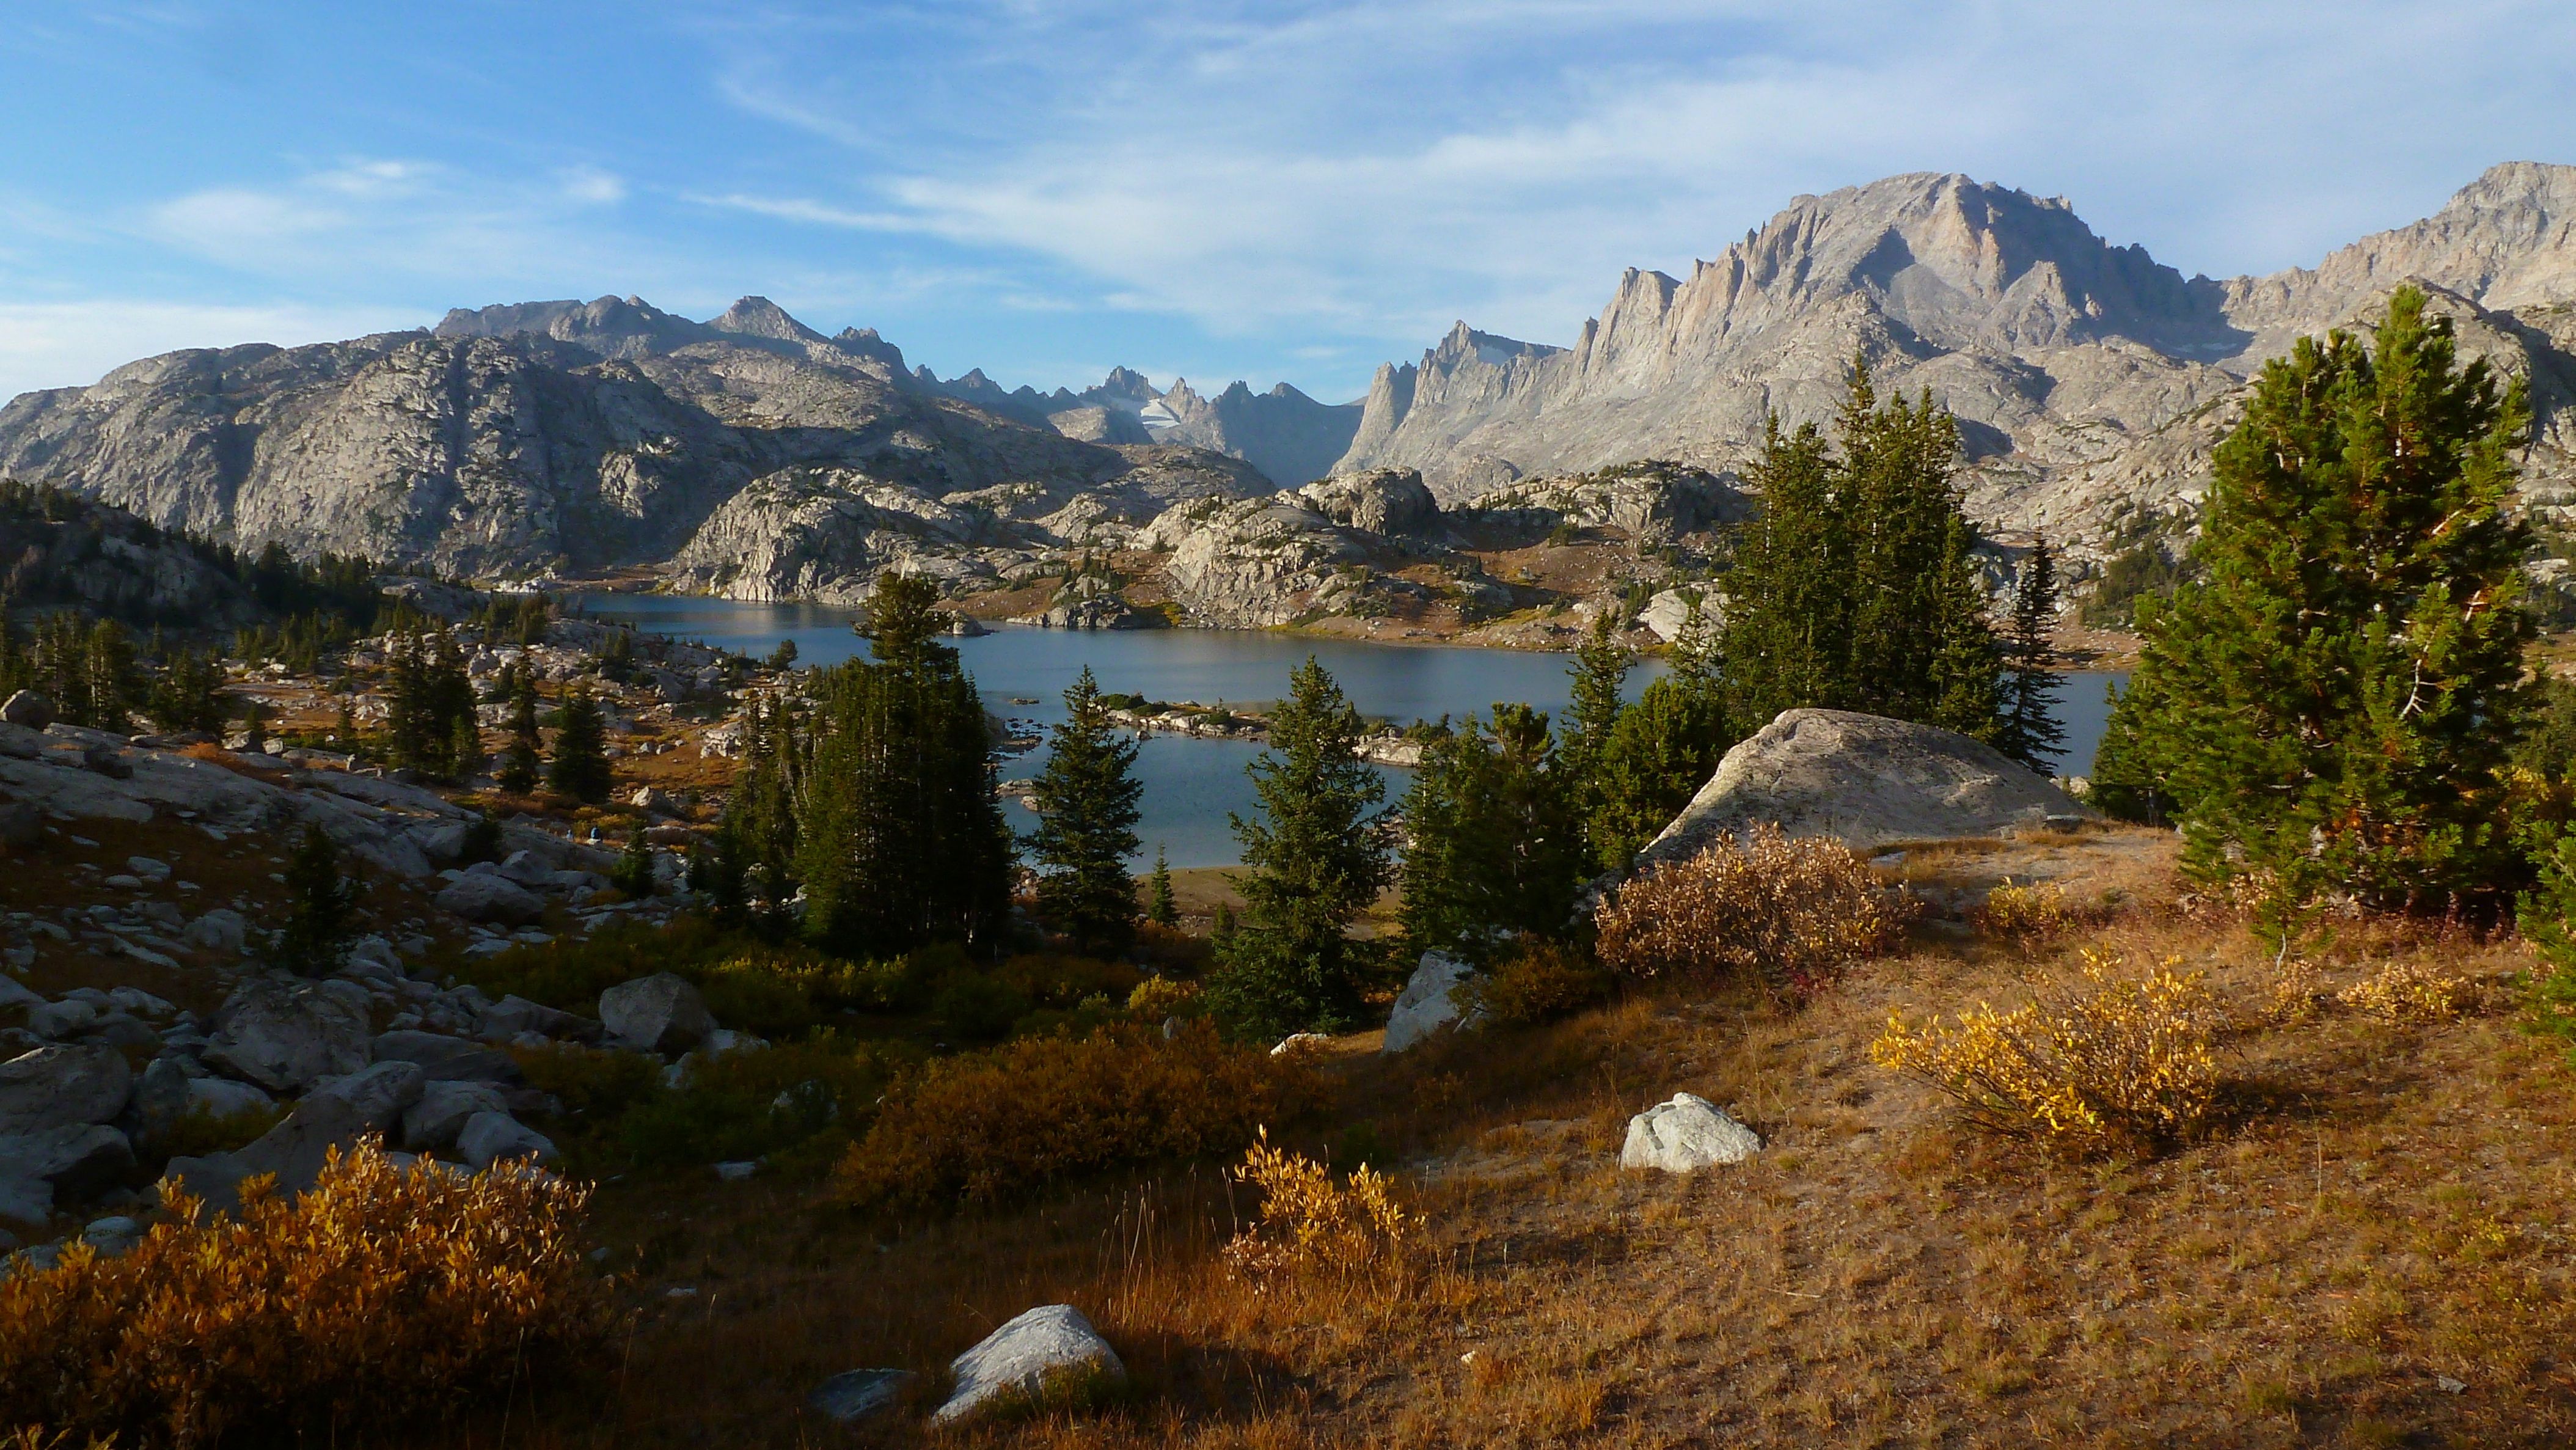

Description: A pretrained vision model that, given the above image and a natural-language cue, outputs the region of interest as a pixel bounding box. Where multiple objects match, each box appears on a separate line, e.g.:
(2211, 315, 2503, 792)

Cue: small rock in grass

(809, 1368, 916, 1424)
(1619, 1093, 1762, 1173)
(932, 1303, 1125, 1426)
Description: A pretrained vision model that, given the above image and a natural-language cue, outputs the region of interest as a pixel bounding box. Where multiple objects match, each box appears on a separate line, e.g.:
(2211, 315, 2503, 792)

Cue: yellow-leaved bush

(0, 1141, 607, 1449)
(1595, 825, 1906, 997)
(2335, 962, 2483, 1023)
(835, 1021, 1315, 1211)
(1870, 949, 2221, 1152)
(1221, 1130, 1411, 1291)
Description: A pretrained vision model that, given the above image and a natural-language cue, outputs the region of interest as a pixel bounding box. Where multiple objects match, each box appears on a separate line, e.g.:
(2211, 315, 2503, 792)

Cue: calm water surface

(578, 593, 2123, 866)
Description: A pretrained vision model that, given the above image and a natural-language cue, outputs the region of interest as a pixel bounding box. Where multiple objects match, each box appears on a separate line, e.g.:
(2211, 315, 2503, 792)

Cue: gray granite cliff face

(1333, 164, 2576, 560)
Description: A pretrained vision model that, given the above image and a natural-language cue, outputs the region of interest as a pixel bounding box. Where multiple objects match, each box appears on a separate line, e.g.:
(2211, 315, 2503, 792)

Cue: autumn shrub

(1870, 948, 2221, 1153)
(2336, 962, 2483, 1023)
(835, 1021, 1317, 1211)
(1460, 938, 1614, 1027)
(1127, 974, 1202, 1019)
(1975, 882, 2082, 939)
(1222, 1130, 1411, 1291)
(1595, 826, 1906, 997)
(0, 1141, 607, 1448)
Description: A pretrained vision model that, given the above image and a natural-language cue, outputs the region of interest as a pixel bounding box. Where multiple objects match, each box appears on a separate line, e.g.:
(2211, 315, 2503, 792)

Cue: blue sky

(2, 1, 2572, 406)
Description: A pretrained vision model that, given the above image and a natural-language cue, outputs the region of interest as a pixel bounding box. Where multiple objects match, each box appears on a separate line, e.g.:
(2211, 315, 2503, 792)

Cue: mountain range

(1, 161, 2572, 618)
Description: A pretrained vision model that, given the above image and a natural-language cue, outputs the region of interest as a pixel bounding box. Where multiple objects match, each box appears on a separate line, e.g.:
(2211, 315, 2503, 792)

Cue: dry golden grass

(316, 828, 2576, 1448)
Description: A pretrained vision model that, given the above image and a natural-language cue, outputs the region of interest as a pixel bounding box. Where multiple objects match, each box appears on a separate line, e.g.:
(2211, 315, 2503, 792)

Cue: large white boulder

(1638, 708, 2089, 866)
(931, 1303, 1125, 1426)
(1382, 951, 1480, 1054)
(203, 978, 373, 1092)
(0, 1044, 133, 1135)
(1620, 1093, 1762, 1173)
(599, 973, 712, 1054)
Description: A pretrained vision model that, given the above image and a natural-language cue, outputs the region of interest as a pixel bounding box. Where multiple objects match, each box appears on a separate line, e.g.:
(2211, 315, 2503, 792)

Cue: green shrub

(152, 1103, 287, 1159)
(456, 920, 860, 1039)
(835, 1022, 1317, 1210)
(931, 970, 1031, 1042)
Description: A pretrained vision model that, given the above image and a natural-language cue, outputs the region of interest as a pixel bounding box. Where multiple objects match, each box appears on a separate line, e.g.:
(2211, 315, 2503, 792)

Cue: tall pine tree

(1028, 665, 1146, 954)
(548, 683, 613, 804)
(1993, 536, 2067, 772)
(793, 574, 1012, 956)
(1397, 704, 1589, 963)
(2099, 287, 2533, 913)
(1205, 657, 1394, 1039)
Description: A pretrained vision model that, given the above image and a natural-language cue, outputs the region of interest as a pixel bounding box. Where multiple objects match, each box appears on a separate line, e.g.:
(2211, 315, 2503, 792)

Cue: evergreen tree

(333, 692, 358, 752)
(1205, 657, 1394, 1039)
(499, 668, 541, 794)
(1556, 614, 1631, 822)
(1027, 665, 1146, 954)
(1147, 846, 1178, 927)
(274, 824, 361, 976)
(611, 830, 658, 898)
(1994, 536, 2068, 773)
(145, 645, 227, 735)
(1584, 676, 1733, 871)
(1397, 704, 1588, 963)
(548, 683, 613, 804)
(1716, 360, 2002, 740)
(2099, 287, 2534, 913)
(240, 700, 269, 756)
(794, 575, 1012, 956)
(386, 630, 431, 771)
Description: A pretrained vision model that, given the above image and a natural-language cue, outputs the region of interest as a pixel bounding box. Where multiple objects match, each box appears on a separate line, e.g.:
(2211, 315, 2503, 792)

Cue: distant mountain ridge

(1332, 163, 2576, 558)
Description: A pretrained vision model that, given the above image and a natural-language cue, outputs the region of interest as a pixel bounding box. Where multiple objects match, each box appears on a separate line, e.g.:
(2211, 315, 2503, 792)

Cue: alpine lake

(574, 593, 2124, 868)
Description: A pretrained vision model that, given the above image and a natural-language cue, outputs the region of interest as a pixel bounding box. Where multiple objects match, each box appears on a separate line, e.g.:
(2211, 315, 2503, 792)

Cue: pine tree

(386, 629, 431, 771)
(1557, 613, 1630, 822)
(1994, 537, 2068, 772)
(2104, 287, 2533, 914)
(274, 824, 361, 976)
(794, 574, 1012, 956)
(1028, 665, 1146, 954)
(1397, 704, 1588, 962)
(1720, 416, 1846, 727)
(240, 700, 269, 755)
(548, 683, 613, 804)
(611, 830, 658, 898)
(1584, 676, 1733, 872)
(499, 668, 541, 794)
(1147, 846, 1178, 927)
(1204, 657, 1394, 1039)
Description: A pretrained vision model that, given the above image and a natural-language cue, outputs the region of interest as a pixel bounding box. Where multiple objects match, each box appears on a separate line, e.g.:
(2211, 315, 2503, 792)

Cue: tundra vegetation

(3, 293, 2575, 1444)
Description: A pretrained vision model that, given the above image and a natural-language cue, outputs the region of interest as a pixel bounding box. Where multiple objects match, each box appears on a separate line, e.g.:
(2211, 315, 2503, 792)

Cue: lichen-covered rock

(203, 978, 373, 1093)
(1620, 1093, 1762, 1173)
(931, 1304, 1125, 1426)
(0, 1044, 134, 1136)
(1640, 708, 2088, 866)
(599, 973, 712, 1054)
(1382, 951, 1480, 1054)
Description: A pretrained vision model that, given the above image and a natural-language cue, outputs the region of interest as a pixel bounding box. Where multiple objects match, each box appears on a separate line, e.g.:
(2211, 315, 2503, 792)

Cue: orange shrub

(1223, 1130, 1411, 1291)
(834, 1021, 1316, 1211)
(1460, 938, 1614, 1027)
(0, 1141, 608, 1448)
(1595, 826, 1906, 997)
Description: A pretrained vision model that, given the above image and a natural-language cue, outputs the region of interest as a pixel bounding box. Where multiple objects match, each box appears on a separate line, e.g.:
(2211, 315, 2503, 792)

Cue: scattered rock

(307, 1061, 426, 1134)
(1638, 708, 2092, 866)
(402, 1080, 510, 1152)
(0, 1122, 136, 1200)
(182, 909, 249, 954)
(0, 1044, 134, 1136)
(24, 1000, 96, 1039)
(1269, 1033, 1330, 1056)
(373, 1029, 522, 1083)
(475, 995, 598, 1044)
(1, 691, 55, 729)
(1619, 1093, 1762, 1173)
(433, 873, 545, 927)
(1382, 950, 1479, 1054)
(0, 801, 38, 848)
(456, 1110, 558, 1169)
(81, 1214, 144, 1258)
(932, 1303, 1127, 1426)
(808, 1368, 917, 1424)
(203, 978, 374, 1092)
(599, 973, 712, 1054)
(0, 1174, 48, 1227)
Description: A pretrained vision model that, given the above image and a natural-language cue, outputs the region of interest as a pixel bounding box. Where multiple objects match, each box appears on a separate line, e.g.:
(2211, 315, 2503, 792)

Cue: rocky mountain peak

(708, 296, 828, 345)
(433, 295, 709, 359)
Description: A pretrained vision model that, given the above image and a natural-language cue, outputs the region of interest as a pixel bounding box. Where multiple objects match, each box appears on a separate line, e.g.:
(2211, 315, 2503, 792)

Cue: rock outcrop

(1641, 709, 2087, 865)
(932, 1304, 1126, 1426)
(1383, 951, 1479, 1054)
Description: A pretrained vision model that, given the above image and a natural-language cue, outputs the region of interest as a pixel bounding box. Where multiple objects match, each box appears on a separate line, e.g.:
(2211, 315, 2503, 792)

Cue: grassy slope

(390, 826, 2575, 1449)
